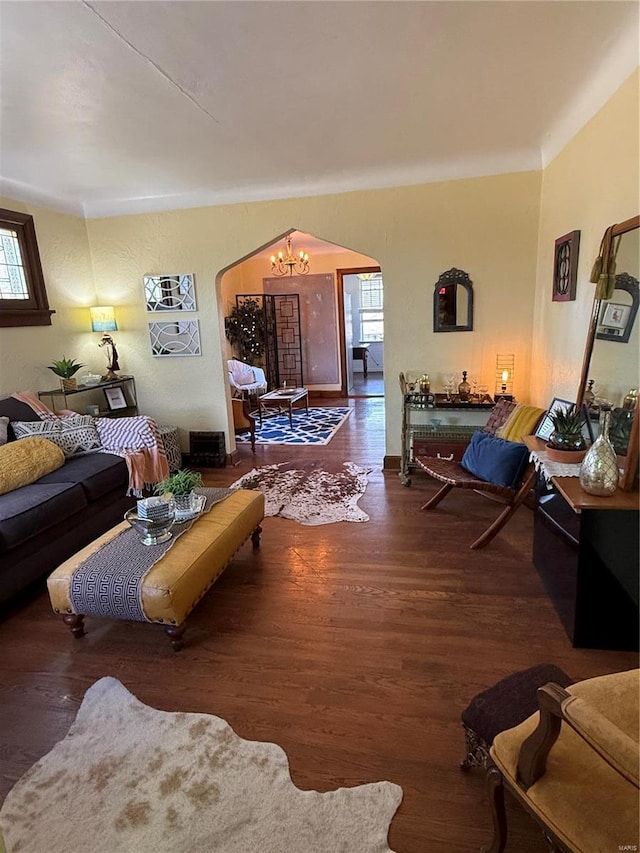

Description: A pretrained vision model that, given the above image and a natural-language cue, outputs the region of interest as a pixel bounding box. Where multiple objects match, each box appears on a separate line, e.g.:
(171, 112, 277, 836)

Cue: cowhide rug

(231, 461, 372, 525)
(0, 678, 402, 853)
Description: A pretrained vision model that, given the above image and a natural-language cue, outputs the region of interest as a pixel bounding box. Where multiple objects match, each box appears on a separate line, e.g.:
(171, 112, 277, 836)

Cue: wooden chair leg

(420, 482, 454, 510)
(470, 469, 536, 550)
(481, 765, 508, 853)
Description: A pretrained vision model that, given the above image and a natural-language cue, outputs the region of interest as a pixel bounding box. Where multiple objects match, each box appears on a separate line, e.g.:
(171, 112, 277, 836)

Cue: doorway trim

(336, 265, 382, 397)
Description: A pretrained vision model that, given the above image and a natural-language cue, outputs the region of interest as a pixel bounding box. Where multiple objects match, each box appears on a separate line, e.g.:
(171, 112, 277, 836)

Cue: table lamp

(90, 306, 120, 381)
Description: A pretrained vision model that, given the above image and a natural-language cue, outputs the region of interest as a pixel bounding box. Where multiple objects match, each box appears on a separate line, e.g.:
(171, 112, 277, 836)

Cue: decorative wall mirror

(148, 320, 201, 357)
(577, 215, 639, 491)
(144, 273, 196, 312)
(433, 268, 474, 332)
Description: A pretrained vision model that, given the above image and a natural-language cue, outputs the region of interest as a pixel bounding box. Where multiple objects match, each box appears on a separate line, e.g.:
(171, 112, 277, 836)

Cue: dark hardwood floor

(1, 397, 636, 851)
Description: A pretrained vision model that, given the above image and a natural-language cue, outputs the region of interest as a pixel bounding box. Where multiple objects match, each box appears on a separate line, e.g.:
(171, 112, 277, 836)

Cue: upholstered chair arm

(517, 683, 640, 790)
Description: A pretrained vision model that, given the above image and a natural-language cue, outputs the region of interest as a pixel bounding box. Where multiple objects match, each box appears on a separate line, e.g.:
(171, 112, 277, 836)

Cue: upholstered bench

(47, 489, 265, 651)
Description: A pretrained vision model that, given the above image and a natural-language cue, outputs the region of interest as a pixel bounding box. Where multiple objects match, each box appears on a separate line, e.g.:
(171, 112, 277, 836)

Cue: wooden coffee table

(258, 388, 308, 428)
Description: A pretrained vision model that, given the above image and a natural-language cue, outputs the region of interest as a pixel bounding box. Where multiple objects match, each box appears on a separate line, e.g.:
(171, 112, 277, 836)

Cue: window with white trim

(359, 274, 383, 341)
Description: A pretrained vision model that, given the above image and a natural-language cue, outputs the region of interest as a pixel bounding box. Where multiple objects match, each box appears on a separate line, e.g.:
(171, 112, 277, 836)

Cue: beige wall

(0, 198, 99, 393)
(1, 70, 636, 459)
(531, 69, 640, 409)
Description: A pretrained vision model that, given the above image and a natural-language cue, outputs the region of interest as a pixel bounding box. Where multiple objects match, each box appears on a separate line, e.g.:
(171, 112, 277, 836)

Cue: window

(359, 274, 383, 341)
(0, 208, 53, 327)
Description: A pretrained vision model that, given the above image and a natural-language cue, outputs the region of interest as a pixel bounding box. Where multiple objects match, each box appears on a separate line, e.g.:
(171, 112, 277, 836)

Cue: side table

(158, 424, 182, 473)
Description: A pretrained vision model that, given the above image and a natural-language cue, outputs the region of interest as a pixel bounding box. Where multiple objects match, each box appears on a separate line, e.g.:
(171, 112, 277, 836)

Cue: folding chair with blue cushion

(414, 398, 547, 549)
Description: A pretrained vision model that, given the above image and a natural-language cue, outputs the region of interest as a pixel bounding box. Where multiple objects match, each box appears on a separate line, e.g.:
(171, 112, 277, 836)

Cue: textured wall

(531, 69, 639, 408)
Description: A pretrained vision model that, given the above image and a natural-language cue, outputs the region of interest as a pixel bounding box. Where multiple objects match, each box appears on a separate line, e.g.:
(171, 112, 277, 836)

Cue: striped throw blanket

(95, 416, 169, 497)
(12, 393, 169, 497)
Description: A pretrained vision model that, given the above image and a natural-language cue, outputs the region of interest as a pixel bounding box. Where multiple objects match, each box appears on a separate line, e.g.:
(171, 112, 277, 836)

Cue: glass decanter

(579, 406, 619, 496)
(458, 370, 471, 402)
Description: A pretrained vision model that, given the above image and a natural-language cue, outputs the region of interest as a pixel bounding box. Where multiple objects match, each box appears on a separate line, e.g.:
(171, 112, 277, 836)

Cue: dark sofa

(0, 396, 135, 606)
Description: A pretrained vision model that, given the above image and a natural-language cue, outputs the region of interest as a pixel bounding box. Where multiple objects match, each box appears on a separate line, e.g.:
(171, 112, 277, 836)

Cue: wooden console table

(524, 435, 639, 650)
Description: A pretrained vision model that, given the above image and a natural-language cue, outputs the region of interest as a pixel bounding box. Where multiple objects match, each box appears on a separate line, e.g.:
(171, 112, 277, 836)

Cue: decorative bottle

(419, 374, 430, 394)
(458, 370, 471, 402)
(579, 406, 619, 496)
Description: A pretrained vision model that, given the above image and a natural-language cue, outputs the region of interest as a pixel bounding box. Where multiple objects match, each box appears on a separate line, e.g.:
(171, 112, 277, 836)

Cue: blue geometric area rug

(238, 406, 352, 446)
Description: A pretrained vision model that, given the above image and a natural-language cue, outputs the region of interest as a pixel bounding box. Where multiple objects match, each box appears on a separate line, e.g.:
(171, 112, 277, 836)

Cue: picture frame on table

(534, 397, 574, 441)
(104, 387, 128, 411)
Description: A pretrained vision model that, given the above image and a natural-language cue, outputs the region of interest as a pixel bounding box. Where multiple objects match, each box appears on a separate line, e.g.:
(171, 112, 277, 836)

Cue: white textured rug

(0, 678, 402, 853)
(232, 461, 371, 525)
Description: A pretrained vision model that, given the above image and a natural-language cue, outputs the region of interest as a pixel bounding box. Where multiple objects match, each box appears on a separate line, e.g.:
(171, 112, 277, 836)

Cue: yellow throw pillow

(0, 437, 65, 496)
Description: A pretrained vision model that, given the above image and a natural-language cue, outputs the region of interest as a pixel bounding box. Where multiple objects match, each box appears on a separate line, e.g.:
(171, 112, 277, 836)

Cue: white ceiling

(1, 1, 638, 218)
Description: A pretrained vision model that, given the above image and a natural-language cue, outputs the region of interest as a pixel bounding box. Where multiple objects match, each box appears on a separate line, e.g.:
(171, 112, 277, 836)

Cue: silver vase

(579, 408, 619, 496)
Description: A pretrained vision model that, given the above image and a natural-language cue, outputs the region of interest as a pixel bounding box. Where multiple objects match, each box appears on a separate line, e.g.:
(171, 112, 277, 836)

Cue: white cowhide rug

(0, 678, 402, 853)
(231, 461, 372, 525)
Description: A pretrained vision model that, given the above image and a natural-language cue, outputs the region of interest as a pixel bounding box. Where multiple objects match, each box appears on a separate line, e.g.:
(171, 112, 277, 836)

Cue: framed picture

(104, 387, 128, 410)
(595, 273, 639, 344)
(552, 230, 580, 302)
(535, 397, 574, 441)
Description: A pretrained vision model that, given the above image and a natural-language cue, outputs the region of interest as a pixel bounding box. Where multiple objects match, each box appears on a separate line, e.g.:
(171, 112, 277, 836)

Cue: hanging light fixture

(270, 235, 310, 276)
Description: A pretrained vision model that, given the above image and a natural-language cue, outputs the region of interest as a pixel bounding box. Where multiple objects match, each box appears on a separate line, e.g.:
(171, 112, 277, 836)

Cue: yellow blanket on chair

(496, 404, 545, 443)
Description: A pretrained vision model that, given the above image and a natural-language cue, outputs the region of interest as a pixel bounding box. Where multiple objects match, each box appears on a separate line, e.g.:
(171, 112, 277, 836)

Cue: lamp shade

(90, 306, 117, 332)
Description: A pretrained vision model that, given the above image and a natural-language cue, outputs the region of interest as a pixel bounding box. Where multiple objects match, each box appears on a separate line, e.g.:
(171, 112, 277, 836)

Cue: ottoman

(460, 664, 573, 770)
(47, 489, 265, 651)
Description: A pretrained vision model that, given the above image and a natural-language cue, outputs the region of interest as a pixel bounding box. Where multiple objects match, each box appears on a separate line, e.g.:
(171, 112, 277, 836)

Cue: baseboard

(383, 455, 400, 470)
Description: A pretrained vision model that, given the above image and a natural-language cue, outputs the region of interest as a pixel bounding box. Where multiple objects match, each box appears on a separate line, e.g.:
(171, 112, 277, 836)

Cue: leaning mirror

(433, 268, 474, 332)
(577, 216, 639, 491)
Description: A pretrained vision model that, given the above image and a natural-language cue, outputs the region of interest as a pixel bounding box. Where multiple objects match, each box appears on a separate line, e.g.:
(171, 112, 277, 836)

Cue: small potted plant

(47, 357, 85, 392)
(154, 469, 203, 511)
(546, 407, 587, 463)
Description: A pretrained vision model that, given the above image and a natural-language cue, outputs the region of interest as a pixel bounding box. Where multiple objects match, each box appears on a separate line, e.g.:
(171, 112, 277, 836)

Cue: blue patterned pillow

(461, 430, 529, 488)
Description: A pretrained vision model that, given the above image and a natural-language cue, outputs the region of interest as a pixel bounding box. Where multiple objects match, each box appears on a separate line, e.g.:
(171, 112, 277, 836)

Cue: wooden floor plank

(0, 397, 636, 851)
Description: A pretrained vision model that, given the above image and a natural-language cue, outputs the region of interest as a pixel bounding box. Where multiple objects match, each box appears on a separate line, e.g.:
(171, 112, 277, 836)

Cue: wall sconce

(90, 306, 120, 381)
(495, 353, 514, 401)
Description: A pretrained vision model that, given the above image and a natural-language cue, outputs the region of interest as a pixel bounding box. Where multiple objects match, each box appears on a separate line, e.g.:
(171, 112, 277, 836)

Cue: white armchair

(228, 359, 267, 398)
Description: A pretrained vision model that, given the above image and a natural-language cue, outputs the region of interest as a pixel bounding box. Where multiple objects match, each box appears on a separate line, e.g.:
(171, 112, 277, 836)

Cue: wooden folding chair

(414, 455, 536, 550)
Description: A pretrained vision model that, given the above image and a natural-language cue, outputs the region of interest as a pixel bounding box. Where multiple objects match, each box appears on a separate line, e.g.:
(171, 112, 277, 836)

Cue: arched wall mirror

(577, 215, 640, 491)
(433, 268, 474, 332)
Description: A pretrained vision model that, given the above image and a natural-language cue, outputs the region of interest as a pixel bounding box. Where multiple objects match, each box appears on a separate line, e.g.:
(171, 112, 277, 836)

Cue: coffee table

(258, 387, 309, 428)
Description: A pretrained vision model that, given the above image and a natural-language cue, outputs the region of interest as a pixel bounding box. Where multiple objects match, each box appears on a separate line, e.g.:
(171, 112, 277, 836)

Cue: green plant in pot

(547, 407, 587, 463)
(47, 357, 85, 391)
(154, 469, 203, 511)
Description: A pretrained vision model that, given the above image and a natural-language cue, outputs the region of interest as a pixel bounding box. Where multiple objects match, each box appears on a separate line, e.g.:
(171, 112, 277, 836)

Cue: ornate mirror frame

(433, 268, 474, 332)
(577, 215, 640, 491)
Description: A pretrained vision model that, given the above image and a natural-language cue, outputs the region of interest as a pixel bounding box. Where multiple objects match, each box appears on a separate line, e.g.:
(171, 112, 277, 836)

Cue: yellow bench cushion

(48, 489, 264, 626)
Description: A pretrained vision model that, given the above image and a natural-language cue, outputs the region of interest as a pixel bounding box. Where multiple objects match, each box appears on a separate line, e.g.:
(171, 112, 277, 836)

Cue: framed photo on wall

(104, 387, 128, 410)
(552, 230, 580, 302)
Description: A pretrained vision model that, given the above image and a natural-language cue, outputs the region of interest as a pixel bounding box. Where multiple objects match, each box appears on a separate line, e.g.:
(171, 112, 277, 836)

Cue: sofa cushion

(0, 416, 8, 446)
(0, 482, 88, 551)
(0, 437, 65, 496)
(38, 452, 129, 502)
(13, 416, 102, 457)
(0, 395, 41, 440)
(461, 430, 529, 488)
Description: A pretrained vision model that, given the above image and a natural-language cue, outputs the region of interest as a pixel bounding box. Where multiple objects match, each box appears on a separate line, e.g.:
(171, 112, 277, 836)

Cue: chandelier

(270, 235, 310, 276)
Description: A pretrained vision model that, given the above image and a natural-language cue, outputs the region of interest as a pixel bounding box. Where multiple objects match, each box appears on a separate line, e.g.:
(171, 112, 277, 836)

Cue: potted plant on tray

(154, 469, 204, 512)
(47, 357, 85, 392)
(546, 408, 587, 463)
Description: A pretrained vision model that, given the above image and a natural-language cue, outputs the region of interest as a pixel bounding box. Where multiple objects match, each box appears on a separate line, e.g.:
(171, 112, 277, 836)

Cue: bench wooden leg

(420, 482, 453, 511)
(62, 613, 85, 639)
(251, 525, 262, 549)
(165, 623, 186, 652)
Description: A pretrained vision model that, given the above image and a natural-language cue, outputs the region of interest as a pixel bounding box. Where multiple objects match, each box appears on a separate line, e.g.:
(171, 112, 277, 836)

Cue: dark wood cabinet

(532, 474, 639, 651)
